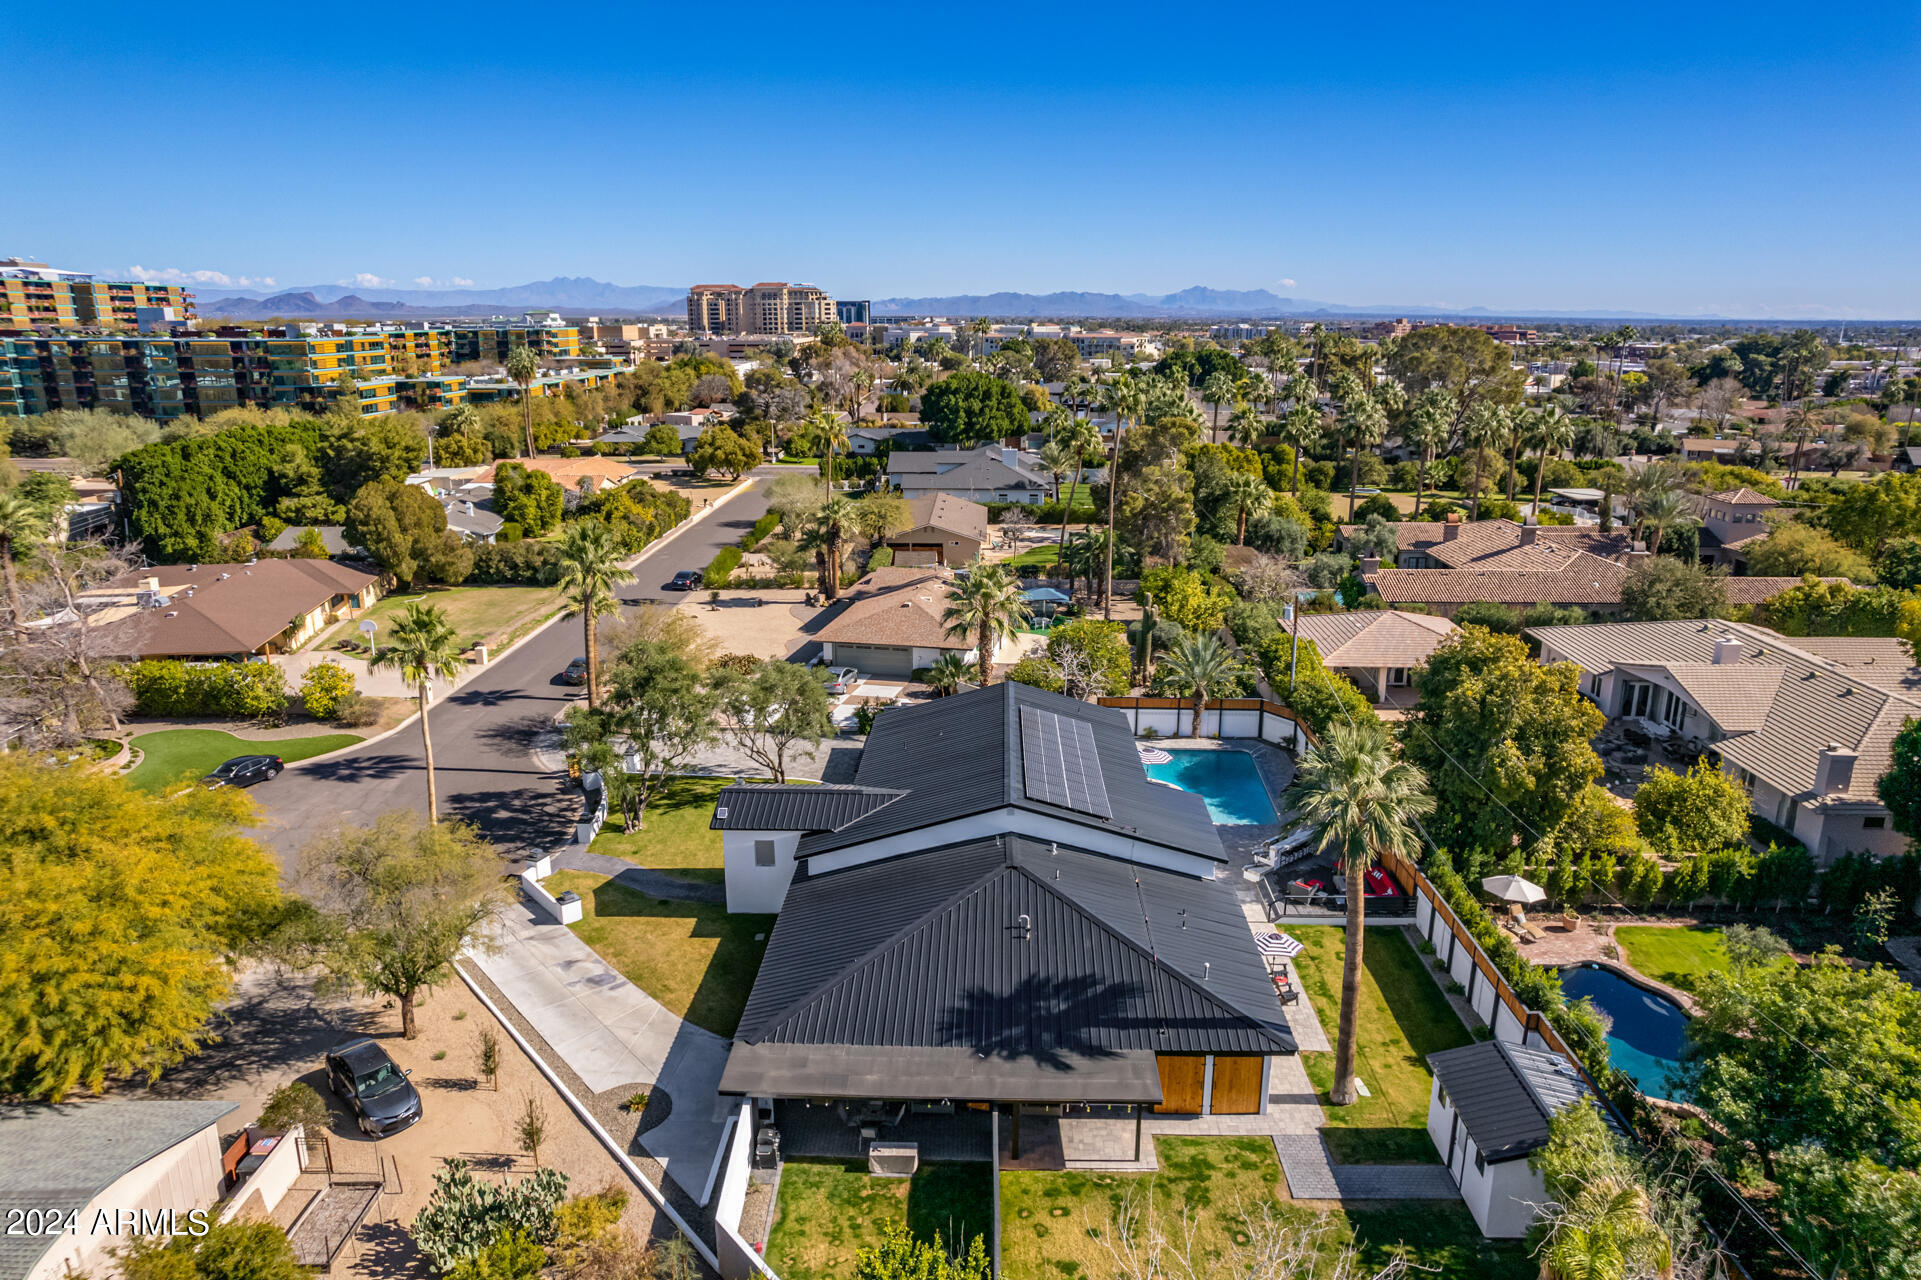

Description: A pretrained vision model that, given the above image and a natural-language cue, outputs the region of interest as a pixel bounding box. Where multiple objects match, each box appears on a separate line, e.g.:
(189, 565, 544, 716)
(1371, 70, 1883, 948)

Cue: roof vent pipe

(1016, 913, 1031, 939)
(1203, 962, 1211, 981)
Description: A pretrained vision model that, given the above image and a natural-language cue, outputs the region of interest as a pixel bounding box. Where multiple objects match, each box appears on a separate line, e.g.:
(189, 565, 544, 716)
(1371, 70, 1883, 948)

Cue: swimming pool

(1142, 748, 1278, 825)
(1560, 964, 1690, 1099)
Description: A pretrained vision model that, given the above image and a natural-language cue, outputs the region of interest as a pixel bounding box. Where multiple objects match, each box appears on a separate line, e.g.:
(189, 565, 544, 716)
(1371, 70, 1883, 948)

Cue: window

(1864, 816, 1887, 829)
(754, 839, 776, 867)
(1388, 668, 1410, 687)
(1436, 1084, 1449, 1109)
(1474, 1149, 1486, 1175)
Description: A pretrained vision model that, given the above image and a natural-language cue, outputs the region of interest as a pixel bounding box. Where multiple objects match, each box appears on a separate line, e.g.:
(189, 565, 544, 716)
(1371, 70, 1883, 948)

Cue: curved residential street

(249, 473, 774, 869)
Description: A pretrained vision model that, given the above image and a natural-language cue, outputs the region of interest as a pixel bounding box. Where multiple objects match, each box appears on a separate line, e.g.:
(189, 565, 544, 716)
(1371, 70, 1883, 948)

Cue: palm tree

(1062, 529, 1109, 604)
(1339, 391, 1388, 513)
(1098, 378, 1147, 620)
(804, 409, 849, 492)
(1227, 403, 1265, 448)
(1461, 402, 1509, 519)
(1783, 398, 1824, 490)
(371, 601, 469, 824)
(1223, 472, 1271, 545)
(848, 366, 875, 421)
(926, 651, 970, 697)
(1201, 370, 1238, 442)
(1539, 1177, 1674, 1280)
(1038, 440, 1073, 506)
(1159, 631, 1242, 738)
(506, 345, 541, 458)
(1051, 416, 1100, 576)
(1633, 483, 1698, 557)
(1528, 403, 1576, 517)
(941, 561, 1030, 687)
(0, 491, 48, 638)
(554, 518, 631, 709)
(802, 496, 857, 602)
(1281, 718, 1434, 1106)
(1402, 389, 1455, 513)
(1275, 403, 1322, 496)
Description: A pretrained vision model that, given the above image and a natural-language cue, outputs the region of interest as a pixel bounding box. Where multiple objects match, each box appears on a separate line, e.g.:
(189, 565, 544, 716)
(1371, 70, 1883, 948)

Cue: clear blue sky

(9, 2, 1919, 317)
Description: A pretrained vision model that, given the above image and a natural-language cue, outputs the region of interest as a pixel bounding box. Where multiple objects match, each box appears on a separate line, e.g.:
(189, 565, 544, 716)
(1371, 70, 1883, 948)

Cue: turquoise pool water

(1561, 964, 1690, 1099)
(1142, 749, 1278, 825)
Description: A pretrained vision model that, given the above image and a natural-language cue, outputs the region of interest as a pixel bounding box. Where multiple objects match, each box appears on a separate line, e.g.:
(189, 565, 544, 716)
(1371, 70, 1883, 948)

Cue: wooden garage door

(1154, 1055, 1206, 1114)
(1209, 1055, 1265, 1115)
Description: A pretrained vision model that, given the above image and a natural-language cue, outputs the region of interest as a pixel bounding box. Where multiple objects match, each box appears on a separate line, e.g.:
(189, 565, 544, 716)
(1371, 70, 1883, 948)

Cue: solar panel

(1020, 706, 1113, 819)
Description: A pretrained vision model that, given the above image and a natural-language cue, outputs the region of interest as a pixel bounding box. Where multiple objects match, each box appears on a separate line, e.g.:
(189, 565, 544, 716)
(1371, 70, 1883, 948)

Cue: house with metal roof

(0, 1099, 237, 1280)
(1527, 618, 1919, 862)
(1425, 1039, 1607, 1237)
(712, 682, 1292, 1128)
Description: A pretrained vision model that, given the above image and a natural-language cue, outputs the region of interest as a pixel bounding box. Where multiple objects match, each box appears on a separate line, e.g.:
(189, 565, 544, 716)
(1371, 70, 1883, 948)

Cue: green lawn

(312, 582, 563, 653)
(766, 1160, 992, 1280)
(586, 776, 736, 885)
(1615, 925, 1730, 991)
(1004, 543, 1065, 570)
(1287, 926, 1473, 1164)
(999, 1137, 1529, 1280)
(125, 729, 364, 793)
(543, 869, 771, 1037)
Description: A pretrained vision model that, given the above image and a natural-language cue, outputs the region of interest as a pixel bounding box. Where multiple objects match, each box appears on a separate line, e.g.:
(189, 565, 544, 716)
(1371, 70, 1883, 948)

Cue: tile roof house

(1527, 618, 1920, 862)
(812, 567, 1022, 679)
(1692, 487, 1779, 570)
(475, 455, 642, 494)
(0, 1099, 238, 1280)
(1363, 550, 1635, 616)
(712, 682, 1293, 1126)
(1339, 517, 1635, 570)
(1290, 610, 1459, 710)
(882, 494, 990, 567)
(1425, 1040, 1609, 1238)
(81, 560, 380, 660)
(887, 445, 1054, 505)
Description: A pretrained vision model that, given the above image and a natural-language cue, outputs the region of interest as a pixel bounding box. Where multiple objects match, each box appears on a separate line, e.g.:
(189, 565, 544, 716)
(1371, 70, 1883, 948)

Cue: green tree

(1825, 470, 1921, 555)
(257, 1081, 332, 1134)
(1201, 368, 1238, 442)
(926, 651, 971, 696)
(687, 424, 759, 480)
(1632, 760, 1751, 855)
(920, 369, 1030, 447)
(506, 346, 541, 458)
(853, 1224, 990, 1280)
(492, 462, 564, 535)
(713, 658, 834, 782)
(1220, 471, 1270, 546)
(1256, 634, 1375, 736)
(0, 489, 48, 636)
(1529, 1105, 1677, 1280)
(800, 495, 856, 602)
(565, 640, 718, 830)
(345, 479, 472, 587)
(1773, 1149, 1921, 1280)
(1527, 402, 1575, 515)
(0, 755, 280, 1099)
(1880, 717, 1921, 837)
(1157, 631, 1242, 737)
(1402, 627, 1604, 856)
(639, 423, 683, 457)
(1742, 522, 1875, 581)
(1385, 325, 1524, 440)
(553, 518, 631, 709)
(296, 812, 505, 1040)
(1282, 718, 1434, 1104)
(1401, 388, 1454, 510)
(370, 601, 469, 823)
(117, 1220, 308, 1280)
(942, 561, 1030, 687)
(1044, 618, 1132, 697)
(1878, 536, 1921, 590)
(1460, 402, 1509, 519)
(1619, 556, 1730, 621)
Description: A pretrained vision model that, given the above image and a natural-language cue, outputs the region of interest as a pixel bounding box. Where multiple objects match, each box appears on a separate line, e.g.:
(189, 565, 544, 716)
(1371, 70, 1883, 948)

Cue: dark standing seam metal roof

(720, 834, 1292, 1099)
(1426, 1039, 1605, 1163)
(792, 681, 1223, 863)
(710, 784, 908, 832)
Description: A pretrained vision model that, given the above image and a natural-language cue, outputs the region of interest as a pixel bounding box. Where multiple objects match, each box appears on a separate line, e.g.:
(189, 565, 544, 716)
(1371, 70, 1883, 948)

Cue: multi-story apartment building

(0, 259, 195, 329)
(450, 322, 580, 364)
(686, 282, 834, 336)
(836, 299, 871, 325)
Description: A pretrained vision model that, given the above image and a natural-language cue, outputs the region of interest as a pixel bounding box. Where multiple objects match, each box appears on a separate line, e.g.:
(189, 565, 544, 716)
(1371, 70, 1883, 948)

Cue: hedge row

(740, 512, 780, 552)
(121, 659, 289, 724)
(704, 546, 743, 588)
(469, 540, 560, 584)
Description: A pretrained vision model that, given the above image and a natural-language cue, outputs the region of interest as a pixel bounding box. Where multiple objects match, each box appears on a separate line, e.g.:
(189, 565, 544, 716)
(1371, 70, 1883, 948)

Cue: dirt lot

(676, 589, 818, 660)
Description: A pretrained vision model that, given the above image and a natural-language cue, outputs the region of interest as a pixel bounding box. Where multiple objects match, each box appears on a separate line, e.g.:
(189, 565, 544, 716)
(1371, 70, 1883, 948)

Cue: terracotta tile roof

(813, 568, 972, 650)
(475, 456, 642, 490)
(1721, 576, 1847, 605)
(1705, 487, 1779, 506)
(1365, 552, 1629, 605)
(1293, 610, 1459, 668)
(1342, 518, 1635, 568)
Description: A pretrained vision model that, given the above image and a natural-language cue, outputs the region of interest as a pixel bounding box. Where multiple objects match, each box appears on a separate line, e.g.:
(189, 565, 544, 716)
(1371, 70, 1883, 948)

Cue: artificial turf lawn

(1286, 926, 1472, 1164)
(542, 869, 772, 1037)
(1614, 924, 1731, 991)
(998, 1136, 1530, 1280)
(125, 728, 363, 793)
(766, 1160, 993, 1280)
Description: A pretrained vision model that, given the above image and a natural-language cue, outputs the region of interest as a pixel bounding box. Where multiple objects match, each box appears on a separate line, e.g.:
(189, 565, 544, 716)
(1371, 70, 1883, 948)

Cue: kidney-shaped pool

(1560, 963, 1690, 1099)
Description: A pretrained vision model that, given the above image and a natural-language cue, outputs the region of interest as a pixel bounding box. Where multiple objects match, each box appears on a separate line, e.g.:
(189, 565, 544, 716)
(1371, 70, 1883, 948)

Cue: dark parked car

(561, 657, 590, 685)
(324, 1038, 423, 1137)
(202, 754, 283, 788)
(664, 569, 703, 591)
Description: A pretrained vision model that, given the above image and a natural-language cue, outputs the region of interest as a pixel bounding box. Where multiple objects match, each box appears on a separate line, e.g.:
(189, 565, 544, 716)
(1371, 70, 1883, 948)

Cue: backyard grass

(586, 776, 737, 885)
(125, 728, 363, 793)
(1287, 926, 1472, 1164)
(766, 1160, 993, 1280)
(999, 1137, 1529, 1280)
(311, 582, 563, 653)
(1004, 543, 1065, 570)
(1615, 924, 1730, 991)
(542, 869, 771, 1037)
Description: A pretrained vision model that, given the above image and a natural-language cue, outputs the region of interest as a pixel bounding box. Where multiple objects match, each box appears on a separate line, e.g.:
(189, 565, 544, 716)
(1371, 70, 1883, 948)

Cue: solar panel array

(1019, 706, 1113, 819)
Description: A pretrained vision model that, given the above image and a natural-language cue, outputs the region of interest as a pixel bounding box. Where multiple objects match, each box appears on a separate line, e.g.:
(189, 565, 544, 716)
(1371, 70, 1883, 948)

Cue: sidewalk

(466, 899, 733, 1200)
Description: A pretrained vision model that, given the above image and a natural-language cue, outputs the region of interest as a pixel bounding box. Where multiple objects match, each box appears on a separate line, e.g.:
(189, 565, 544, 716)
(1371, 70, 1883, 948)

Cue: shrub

(300, 661, 357, 720)
(470, 540, 559, 584)
(257, 1081, 331, 1134)
(740, 512, 779, 551)
(498, 522, 524, 543)
(704, 545, 743, 588)
(1004, 655, 1064, 693)
(121, 659, 288, 724)
(411, 1160, 569, 1272)
(331, 692, 383, 728)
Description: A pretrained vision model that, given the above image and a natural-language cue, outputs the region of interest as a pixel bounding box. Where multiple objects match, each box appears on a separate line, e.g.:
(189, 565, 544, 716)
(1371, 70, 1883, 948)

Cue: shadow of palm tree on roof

(937, 974, 1141, 1071)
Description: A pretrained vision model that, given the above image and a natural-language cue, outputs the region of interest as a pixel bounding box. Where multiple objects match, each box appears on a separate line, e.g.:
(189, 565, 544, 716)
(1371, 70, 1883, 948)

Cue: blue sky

(9, 2, 1919, 317)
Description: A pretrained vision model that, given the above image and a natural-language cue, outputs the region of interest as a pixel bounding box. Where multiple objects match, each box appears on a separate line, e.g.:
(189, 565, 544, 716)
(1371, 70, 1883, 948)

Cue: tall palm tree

(1098, 378, 1147, 620)
(1783, 398, 1824, 490)
(802, 495, 857, 602)
(1633, 483, 1699, 557)
(506, 345, 541, 458)
(554, 518, 631, 709)
(1038, 440, 1073, 506)
(941, 561, 1031, 687)
(371, 602, 469, 824)
(1339, 391, 1388, 513)
(0, 491, 48, 638)
(1228, 403, 1265, 448)
(1223, 472, 1271, 545)
(848, 366, 875, 421)
(1275, 403, 1322, 496)
(1403, 389, 1455, 513)
(1281, 718, 1434, 1106)
(1201, 370, 1238, 442)
(1062, 529, 1109, 603)
(1052, 416, 1100, 575)
(1529, 404, 1576, 517)
(1159, 631, 1242, 738)
(804, 409, 850, 492)
(1462, 402, 1510, 519)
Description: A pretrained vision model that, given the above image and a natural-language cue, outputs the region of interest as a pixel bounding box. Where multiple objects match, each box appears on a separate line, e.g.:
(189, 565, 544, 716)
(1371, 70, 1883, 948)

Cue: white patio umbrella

(1256, 931, 1304, 958)
(1480, 874, 1547, 906)
(1137, 745, 1173, 764)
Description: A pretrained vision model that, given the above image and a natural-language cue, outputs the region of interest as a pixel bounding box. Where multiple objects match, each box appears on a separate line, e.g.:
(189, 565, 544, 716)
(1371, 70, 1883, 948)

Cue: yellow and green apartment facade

(0, 325, 587, 420)
(0, 273, 195, 329)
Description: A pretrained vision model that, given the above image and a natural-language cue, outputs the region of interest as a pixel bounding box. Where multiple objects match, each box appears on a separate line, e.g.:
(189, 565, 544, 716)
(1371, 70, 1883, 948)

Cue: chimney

(1361, 556, 1382, 573)
(1713, 637, 1742, 665)
(142, 576, 159, 594)
(1442, 515, 1461, 542)
(1520, 524, 1539, 546)
(465, 500, 475, 515)
(1815, 743, 1858, 796)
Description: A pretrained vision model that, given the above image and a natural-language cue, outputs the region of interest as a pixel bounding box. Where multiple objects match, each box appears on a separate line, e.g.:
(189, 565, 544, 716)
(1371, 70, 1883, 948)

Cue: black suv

(324, 1038, 423, 1137)
(202, 754, 283, 788)
(665, 570, 703, 591)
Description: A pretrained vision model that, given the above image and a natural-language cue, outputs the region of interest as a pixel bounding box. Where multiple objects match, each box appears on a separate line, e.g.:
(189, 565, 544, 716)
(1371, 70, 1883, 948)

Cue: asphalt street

(250, 472, 774, 870)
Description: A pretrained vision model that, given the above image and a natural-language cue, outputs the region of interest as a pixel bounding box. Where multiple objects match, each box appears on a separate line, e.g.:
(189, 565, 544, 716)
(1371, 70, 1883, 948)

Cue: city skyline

(8, 1, 1920, 317)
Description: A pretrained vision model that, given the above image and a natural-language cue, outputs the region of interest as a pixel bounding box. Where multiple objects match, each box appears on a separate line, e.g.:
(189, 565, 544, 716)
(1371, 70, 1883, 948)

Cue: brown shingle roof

(1705, 487, 1779, 506)
(813, 568, 972, 651)
(896, 494, 989, 545)
(93, 559, 377, 657)
(1721, 576, 1847, 605)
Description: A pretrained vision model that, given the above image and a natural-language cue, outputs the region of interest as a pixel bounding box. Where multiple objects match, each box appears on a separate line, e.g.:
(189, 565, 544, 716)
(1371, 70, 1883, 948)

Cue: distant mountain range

(199, 277, 687, 319)
(869, 287, 1760, 321)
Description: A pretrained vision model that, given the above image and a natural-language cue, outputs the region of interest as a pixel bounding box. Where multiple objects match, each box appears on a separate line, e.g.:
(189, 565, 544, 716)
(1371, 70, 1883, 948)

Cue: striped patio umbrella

(1256, 931, 1303, 958)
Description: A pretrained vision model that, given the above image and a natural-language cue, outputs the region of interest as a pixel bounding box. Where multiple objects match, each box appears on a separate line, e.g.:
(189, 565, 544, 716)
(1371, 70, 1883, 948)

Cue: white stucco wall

(1429, 1078, 1550, 1239)
(723, 830, 804, 913)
